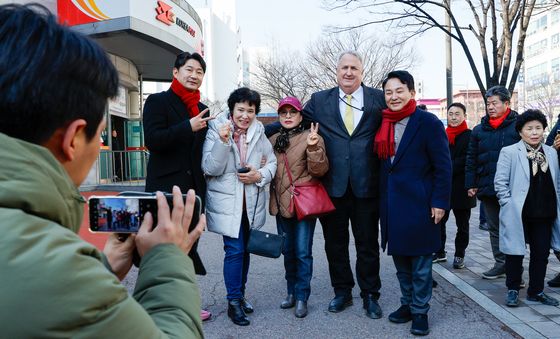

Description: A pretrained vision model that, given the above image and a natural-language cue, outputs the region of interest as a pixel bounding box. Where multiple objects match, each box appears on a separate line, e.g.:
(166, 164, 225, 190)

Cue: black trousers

(438, 209, 471, 258)
(320, 185, 381, 299)
(505, 219, 553, 296)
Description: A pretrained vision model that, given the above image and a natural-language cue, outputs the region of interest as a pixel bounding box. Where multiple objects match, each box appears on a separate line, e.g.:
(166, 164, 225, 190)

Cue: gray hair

(337, 50, 363, 68)
(485, 85, 511, 103)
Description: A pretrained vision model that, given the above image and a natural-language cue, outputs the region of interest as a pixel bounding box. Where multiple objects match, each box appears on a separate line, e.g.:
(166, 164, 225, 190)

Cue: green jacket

(0, 133, 203, 338)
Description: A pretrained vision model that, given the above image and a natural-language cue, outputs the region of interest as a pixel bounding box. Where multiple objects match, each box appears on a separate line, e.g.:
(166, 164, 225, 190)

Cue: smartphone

(88, 194, 201, 233)
(237, 167, 251, 173)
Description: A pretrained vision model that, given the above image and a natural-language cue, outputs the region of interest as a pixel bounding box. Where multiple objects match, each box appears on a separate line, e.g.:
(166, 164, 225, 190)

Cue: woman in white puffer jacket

(202, 87, 276, 326)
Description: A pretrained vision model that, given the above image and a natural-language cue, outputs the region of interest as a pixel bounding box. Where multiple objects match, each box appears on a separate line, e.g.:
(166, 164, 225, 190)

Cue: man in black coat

(435, 103, 476, 269)
(143, 52, 212, 276)
(465, 86, 520, 280)
(267, 51, 385, 319)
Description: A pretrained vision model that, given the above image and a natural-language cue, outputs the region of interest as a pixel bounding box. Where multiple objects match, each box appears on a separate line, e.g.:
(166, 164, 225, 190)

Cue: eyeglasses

(278, 109, 300, 117)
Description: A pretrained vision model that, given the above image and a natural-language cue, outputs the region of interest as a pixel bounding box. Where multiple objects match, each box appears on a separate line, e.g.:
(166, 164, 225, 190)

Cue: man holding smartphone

(0, 4, 205, 338)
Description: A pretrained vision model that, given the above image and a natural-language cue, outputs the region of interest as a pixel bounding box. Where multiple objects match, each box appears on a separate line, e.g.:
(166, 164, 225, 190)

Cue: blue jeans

(392, 254, 433, 314)
(276, 215, 316, 301)
(223, 213, 250, 300)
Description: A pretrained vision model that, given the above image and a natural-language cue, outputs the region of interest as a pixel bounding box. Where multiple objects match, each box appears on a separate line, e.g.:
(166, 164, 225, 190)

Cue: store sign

(155, 1, 196, 37)
(155, 1, 174, 26)
(57, 0, 121, 26)
(57, 0, 202, 48)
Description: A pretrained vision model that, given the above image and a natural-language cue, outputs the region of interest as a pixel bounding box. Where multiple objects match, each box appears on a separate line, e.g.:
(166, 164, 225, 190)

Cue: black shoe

(527, 292, 560, 306)
(388, 305, 412, 323)
(410, 314, 429, 336)
(505, 290, 519, 307)
(363, 294, 382, 319)
(482, 266, 506, 279)
(548, 273, 560, 287)
(432, 252, 447, 263)
(295, 300, 308, 318)
(432, 279, 438, 288)
(280, 294, 295, 309)
(328, 294, 353, 313)
(241, 298, 254, 314)
(228, 299, 250, 326)
(453, 256, 465, 269)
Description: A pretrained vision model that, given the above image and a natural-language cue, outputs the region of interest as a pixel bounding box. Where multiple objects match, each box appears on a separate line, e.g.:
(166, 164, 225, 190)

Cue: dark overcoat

(465, 111, 520, 198)
(450, 130, 477, 210)
(142, 89, 209, 275)
(380, 108, 452, 256)
(143, 89, 209, 203)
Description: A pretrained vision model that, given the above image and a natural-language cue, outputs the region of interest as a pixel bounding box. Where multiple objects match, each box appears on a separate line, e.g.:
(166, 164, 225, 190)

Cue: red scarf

(374, 99, 417, 159)
(446, 120, 468, 145)
(170, 78, 200, 118)
(488, 107, 511, 129)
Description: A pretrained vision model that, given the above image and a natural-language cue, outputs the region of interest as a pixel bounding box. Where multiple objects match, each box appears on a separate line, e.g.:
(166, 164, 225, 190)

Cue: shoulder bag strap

(283, 153, 294, 185)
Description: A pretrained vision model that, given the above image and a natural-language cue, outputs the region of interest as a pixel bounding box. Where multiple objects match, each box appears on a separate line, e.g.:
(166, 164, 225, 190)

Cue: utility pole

(445, 0, 453, 107)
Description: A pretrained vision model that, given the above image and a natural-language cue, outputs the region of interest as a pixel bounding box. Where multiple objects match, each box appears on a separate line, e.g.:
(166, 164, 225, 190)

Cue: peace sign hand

(307, 122, 319, 146)
(190, 108, 214, 132)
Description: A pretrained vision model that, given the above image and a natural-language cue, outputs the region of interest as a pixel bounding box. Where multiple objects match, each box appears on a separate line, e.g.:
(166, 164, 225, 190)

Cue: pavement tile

(470, 280, 506, 290)
(550, 315, 560, 325)
(530, 304, 560, 316)
(527, 320, 560, 337)
(504, 306, 549, 322)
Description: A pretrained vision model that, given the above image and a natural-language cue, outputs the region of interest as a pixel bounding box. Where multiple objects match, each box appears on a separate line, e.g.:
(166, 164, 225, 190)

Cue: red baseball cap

(277, 97, 303, 112)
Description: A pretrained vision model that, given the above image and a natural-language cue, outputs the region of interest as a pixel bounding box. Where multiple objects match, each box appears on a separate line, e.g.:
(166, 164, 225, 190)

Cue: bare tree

(201, 98, 227, 115)
(251, 29, 416, 104)
(523, 81, 559, 127)
(304, 30, 416, 91)
(324, 0, 560, 97)
(251, 50, 312, 103)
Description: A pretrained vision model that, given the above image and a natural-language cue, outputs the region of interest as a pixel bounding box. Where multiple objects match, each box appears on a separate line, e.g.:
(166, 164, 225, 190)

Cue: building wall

(521, 5, 560, 127)
(195, 1, 242, 102)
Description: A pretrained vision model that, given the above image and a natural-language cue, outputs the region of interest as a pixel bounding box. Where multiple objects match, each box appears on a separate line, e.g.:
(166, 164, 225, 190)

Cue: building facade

(520, 4, 560, 127)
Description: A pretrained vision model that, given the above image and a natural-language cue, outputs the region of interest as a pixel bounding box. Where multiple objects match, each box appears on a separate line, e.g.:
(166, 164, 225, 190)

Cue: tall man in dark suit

(143, 52, 213, 277)
(301, 51, 385, 319)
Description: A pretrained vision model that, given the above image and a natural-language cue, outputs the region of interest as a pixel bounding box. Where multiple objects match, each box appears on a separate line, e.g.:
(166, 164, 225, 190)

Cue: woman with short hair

(494, 109, 560, 307)
(202, 87, 277, 326)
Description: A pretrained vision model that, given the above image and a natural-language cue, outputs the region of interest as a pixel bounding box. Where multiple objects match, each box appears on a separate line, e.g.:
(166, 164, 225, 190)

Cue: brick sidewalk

(436, 207, 560, 338)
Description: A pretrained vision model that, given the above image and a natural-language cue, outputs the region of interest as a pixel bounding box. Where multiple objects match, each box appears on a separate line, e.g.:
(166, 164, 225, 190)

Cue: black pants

(320, 185, 381, 299)
(505, 219, 553, 296)
(438, 209, 471, 258)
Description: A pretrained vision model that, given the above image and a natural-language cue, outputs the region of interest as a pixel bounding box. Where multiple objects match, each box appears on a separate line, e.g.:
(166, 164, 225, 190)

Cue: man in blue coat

(376, 71, 451, 336)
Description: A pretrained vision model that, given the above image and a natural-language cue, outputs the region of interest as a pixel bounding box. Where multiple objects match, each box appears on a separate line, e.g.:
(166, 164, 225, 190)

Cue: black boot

(295, 300, 308, 318)
(228, 299, 250, 326)
(241, 298, 254, 314)
(280, 294, 295, 309)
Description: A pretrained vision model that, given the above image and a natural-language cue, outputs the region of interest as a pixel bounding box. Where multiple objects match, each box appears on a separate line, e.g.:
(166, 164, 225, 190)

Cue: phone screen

(88, 195, 201, 233)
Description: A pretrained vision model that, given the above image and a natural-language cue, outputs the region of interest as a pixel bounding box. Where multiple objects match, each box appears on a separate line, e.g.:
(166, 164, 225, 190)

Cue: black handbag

(245, 187, 284, 258)
(246, 228, 284, 258)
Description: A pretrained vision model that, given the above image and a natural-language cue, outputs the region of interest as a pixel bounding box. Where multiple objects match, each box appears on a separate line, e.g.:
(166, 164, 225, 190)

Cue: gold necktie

(344, 94, 354, 134)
